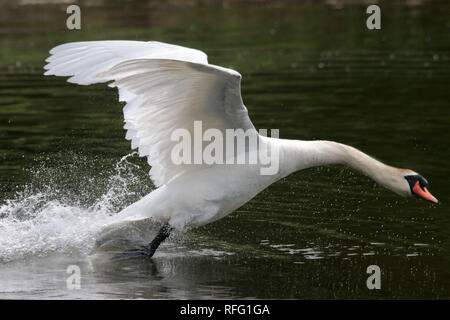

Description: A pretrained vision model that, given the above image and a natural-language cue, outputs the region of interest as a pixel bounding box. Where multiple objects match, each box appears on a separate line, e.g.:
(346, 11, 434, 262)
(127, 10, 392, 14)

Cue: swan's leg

(145, 223, 173, 255)
(112, 223, 173, 260)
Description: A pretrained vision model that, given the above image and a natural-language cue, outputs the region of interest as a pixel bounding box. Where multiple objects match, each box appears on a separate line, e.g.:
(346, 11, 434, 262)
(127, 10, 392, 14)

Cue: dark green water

(0, 0, 449, 299)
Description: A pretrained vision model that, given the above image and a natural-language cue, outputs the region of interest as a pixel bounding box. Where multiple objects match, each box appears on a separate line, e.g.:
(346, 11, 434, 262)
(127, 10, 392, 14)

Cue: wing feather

(44, 41, 255, 187)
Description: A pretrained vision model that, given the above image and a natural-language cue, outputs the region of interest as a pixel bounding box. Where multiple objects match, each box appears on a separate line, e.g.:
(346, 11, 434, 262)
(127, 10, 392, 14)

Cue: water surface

(0, 0, 449, 299)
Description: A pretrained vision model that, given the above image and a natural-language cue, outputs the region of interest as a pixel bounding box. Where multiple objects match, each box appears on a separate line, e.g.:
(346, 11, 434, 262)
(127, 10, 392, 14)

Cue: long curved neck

(277, 139, 406, 194)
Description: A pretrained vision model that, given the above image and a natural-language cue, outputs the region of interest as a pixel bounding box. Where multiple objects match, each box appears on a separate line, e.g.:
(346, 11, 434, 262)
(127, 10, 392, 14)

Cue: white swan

(44, 41, 438, 258)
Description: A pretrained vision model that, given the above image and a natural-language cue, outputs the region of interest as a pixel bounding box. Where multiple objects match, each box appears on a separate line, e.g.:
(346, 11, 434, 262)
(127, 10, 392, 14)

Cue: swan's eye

(419, 177, 428, 189)
(404, 174, 426, 190)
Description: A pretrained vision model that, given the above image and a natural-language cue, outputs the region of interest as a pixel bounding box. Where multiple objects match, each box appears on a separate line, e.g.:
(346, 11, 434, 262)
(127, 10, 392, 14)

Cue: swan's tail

(95, 218, 160, 252)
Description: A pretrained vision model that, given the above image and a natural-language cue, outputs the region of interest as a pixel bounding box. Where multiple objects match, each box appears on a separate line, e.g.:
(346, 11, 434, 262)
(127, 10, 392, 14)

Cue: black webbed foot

(111, 223, 173, 261)
(112, 245, 156, 261)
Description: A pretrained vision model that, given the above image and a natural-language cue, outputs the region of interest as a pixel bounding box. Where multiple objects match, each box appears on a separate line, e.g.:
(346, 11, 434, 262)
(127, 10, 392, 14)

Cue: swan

(43, 41, 438, 259)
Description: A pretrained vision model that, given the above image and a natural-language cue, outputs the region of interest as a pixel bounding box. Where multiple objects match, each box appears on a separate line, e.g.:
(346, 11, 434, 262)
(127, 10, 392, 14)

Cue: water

(0, 0, 449, 299)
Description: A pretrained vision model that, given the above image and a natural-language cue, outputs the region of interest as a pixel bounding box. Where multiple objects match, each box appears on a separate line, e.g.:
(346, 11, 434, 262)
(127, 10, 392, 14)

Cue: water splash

(92, 152, 143, 213)
(0, 152, 152, 262)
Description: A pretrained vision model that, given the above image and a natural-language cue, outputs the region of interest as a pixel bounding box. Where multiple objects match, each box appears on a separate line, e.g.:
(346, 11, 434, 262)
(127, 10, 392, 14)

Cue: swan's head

(399, 171, 438, 203)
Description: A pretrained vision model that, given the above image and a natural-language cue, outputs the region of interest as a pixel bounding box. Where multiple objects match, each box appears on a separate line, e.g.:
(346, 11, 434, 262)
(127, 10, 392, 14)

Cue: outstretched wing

(44, 41, 208, 85)
(44, 41, 255, 187)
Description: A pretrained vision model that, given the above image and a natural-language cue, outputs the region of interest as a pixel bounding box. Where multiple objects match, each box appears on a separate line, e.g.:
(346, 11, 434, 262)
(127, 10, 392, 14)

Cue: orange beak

(412, 181, 439, 204)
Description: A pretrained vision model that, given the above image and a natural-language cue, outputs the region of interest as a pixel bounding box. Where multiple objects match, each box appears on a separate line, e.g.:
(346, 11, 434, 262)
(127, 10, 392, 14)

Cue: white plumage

(45, 41, 253, 188)
(44, 40, 435, 234)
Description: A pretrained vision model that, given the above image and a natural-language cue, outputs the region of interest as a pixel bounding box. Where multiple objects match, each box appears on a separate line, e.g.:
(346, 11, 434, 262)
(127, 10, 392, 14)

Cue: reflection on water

(0, 0, 449, 299)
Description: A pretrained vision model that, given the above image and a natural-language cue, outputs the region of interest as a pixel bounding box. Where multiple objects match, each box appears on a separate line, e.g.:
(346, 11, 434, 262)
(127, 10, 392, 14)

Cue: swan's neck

(277, 139, 407, 195)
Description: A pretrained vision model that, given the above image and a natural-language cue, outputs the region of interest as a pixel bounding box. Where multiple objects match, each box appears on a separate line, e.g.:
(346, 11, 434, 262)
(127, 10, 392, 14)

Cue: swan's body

(44, 41, 437, 256)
